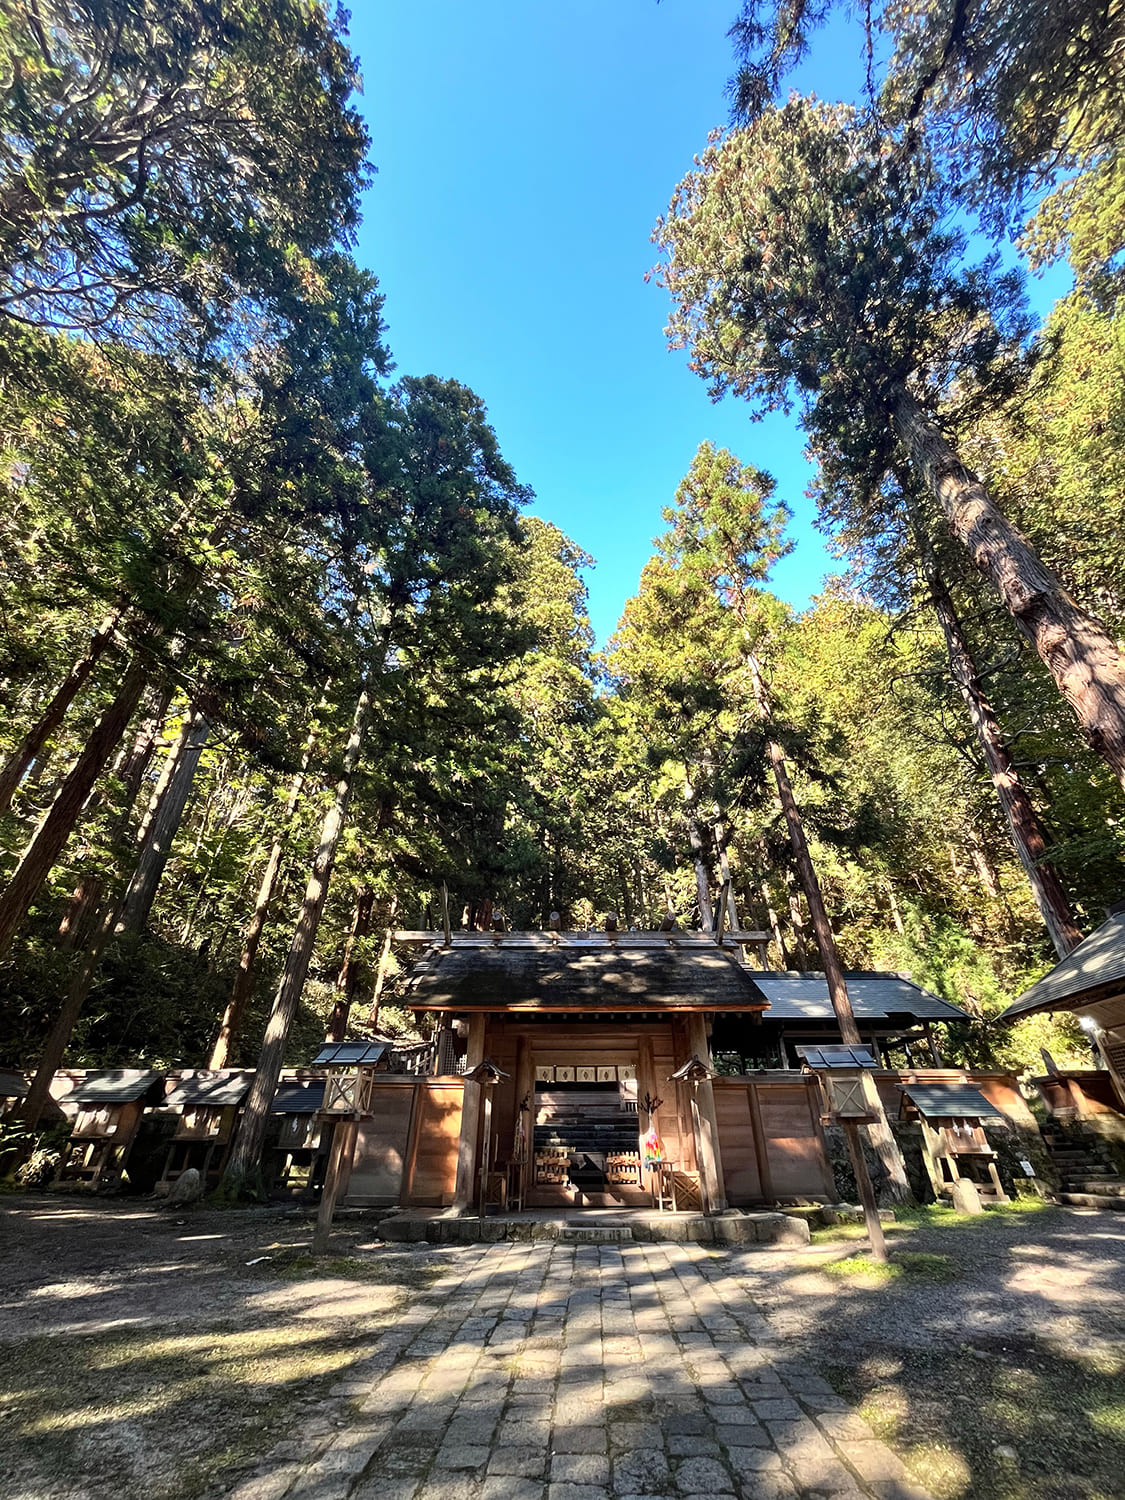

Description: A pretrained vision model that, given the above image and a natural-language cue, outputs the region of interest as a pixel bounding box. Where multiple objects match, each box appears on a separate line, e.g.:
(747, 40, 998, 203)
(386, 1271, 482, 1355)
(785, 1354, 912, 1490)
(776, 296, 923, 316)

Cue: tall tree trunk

(368, 895, 398, 1031)
(20, 898, 125, 1125)
(223, 685, 373, 1189)
(908, 499, 1084, 958)
(115, 704, 210, 935)
(895, 389, 1125, 791)
(747, 652, 912, 1206)
(0, 610, 122, 817)
(326, 886, 374, 1042)
(712, 818, 741, 930)
(759, 877, 789, 967)
(57, 686, 172, 950)
(684, 778, 715, 930)
(785, 871, 810, 969)
(208, 716, 322, 1068)
(0, 658, 147, 957)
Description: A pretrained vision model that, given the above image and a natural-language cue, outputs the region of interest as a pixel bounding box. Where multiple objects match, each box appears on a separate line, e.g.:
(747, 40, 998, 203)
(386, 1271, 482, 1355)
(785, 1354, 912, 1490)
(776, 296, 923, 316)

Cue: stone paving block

(225, 1465, 304, 1500)
(414, 1477, 482, 1500)
(614, 1451, 674, 1493)
(705, 1403, 756, 1426)
(726, 1447, 784, 1475)
(551, 1454, 611, 1484)
(480, 1478, 547, 1500)
(713, 1423, 769, 1449)
(835, 1442, 908, 1483)
(735, 1475, 797, 1500)
(812, 1413, 876, 1443)
(667, 1436, 722, 1459)
(752, 1399, 803, 1421)
(673, 1456, 736, 1493)
(380, 1436, 443, 1475)
(435, 1443, 493, 1471)
(501, 1418, 553, 1440)
(867, 1482, 935, 1500)
(489, 1448, 549, 1478)
(552, 1424, 608, 1454)
(352, 1479, 420, 1500)
(546, 1486, 611, 1500)
(608, 1421, 663, 1451)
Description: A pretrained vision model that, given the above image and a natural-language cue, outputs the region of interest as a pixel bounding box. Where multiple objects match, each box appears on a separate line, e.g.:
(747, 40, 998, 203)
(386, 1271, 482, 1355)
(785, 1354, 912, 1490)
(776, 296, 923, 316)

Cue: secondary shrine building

(340, 929, 1034, 1212)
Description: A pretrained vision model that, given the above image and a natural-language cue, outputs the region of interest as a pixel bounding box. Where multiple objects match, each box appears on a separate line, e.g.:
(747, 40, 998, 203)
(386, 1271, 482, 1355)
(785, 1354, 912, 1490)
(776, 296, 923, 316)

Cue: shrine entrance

(531, 1072, 642, 1205)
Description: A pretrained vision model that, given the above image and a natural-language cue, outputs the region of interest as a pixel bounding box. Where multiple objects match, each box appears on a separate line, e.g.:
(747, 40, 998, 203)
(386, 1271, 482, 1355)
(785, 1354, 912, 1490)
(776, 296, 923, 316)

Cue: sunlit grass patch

(0, 1318, 386, 1499)
(892, 1251, 958, 1280)
(825, 1254, 901, 1281)
(274, 1250, 446, 1288)
(824, 1337, 1125, 1500)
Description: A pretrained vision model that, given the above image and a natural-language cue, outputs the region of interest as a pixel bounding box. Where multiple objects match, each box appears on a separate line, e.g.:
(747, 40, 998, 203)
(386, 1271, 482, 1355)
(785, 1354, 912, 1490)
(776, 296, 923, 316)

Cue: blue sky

(350, 2, 1068, 645)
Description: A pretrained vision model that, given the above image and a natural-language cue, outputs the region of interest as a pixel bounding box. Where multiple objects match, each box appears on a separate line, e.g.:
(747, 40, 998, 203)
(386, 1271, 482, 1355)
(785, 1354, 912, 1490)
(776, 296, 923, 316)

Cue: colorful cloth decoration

(642, 1126, 665, 1164)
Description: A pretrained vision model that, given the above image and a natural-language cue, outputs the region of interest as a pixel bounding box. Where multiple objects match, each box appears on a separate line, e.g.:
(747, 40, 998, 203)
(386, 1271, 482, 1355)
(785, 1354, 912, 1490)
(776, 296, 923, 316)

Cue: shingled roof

(408, 939, 768, 1012)
(999, 910, 1125, 1021)
(749, 972, 969, 1023)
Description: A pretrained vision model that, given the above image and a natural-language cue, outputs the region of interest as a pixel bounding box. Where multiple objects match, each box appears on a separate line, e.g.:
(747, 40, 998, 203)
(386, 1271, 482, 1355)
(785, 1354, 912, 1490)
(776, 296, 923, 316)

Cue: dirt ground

(2, 1195, 1124, 1500)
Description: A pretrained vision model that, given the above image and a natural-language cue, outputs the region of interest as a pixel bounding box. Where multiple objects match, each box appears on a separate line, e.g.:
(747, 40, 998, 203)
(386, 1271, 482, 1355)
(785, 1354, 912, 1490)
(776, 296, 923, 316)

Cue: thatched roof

(408, 939, 767, 1013)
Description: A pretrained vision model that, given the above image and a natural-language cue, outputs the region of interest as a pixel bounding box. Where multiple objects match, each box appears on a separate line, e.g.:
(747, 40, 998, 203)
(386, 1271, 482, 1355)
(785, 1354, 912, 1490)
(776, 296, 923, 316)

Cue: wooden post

(478, 1084, 495, 1219)
(452, 1015, 486, 1211)
(312, 1118, 358, 1255)
(923, 1021, 944, 1067)
(686, 1013, 727, 1212)
(747, 1080, 774, 1202)
(842, 1120, 887, 1263)
(514, 1034, 534, 1207)
(368, 896, 398, 1029)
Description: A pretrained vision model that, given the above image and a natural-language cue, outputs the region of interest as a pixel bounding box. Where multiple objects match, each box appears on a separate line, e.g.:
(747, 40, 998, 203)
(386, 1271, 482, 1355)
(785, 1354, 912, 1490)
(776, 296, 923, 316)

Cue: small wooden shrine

(56, 1069, 165, 1188)
(267, 1079, 330, 1193)
(898, 1081, 1009, 1204)
(1000, 902, 1125, 1118)
(156, 1070, 255, 1193)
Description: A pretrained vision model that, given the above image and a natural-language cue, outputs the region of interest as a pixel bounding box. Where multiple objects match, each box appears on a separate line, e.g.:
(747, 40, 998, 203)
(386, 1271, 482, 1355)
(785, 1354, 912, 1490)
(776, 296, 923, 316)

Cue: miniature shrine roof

(749, 972, 968, 1023)
(162, 1070, 255, 1109)
(65, 1069, 164, 1104)
(899, 1082, 1005, 1120)
(999, 910, 1125, 1020)
(312, 1042, 389, 1066)
(408, 937, 768, 1012)
(272, 1081, 326, 1114)
(797, 1044, 879, 1070)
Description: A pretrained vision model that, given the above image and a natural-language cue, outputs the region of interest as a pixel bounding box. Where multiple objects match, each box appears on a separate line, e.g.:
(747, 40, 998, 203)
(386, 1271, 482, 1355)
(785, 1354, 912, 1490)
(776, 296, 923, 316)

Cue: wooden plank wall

(713, 1076, 833, 1203)
(347, 1077, 465, 1207)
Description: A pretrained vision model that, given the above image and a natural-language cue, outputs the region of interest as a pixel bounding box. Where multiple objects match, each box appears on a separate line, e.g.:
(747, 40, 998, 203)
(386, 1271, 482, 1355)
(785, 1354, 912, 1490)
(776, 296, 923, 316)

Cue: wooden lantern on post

(311, 1042, 388, 1254)
(670, 1054, 716, 1216)
(797, 1044, 887, 1262)
(464, 1058, 510, 1217)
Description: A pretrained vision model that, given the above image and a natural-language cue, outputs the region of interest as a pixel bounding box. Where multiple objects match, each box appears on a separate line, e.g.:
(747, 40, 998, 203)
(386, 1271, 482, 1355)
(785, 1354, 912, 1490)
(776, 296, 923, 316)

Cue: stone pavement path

(231, 1241, 933, 1500)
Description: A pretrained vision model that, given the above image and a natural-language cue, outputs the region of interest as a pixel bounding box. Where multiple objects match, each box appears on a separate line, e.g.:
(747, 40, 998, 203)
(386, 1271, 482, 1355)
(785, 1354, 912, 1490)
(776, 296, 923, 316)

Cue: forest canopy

(1, 0, 1123, 1168)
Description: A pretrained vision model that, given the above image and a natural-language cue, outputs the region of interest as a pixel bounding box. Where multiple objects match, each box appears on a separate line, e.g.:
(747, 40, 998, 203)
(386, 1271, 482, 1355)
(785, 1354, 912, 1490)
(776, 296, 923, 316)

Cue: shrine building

(338, 925, 1035, 1213)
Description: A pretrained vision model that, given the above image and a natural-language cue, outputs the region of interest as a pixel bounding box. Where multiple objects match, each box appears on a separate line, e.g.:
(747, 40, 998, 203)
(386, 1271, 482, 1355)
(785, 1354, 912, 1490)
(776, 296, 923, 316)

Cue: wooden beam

(452, 1014, 486, 1211)
(393, 929, 772, 948)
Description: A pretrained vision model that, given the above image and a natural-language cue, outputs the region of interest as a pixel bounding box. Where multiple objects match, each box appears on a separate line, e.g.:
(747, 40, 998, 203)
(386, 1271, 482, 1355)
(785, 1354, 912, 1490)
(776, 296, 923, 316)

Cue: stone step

(558, 1224, 634, 1243)
(1058, 1192, 1125, 1211)
(1062, 1178, 1125, 1196)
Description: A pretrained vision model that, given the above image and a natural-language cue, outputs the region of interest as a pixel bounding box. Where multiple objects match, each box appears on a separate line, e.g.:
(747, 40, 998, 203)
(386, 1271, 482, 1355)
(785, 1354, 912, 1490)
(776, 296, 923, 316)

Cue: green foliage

(0, 0, 370, 347)
(654, 96, 1032, 535)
